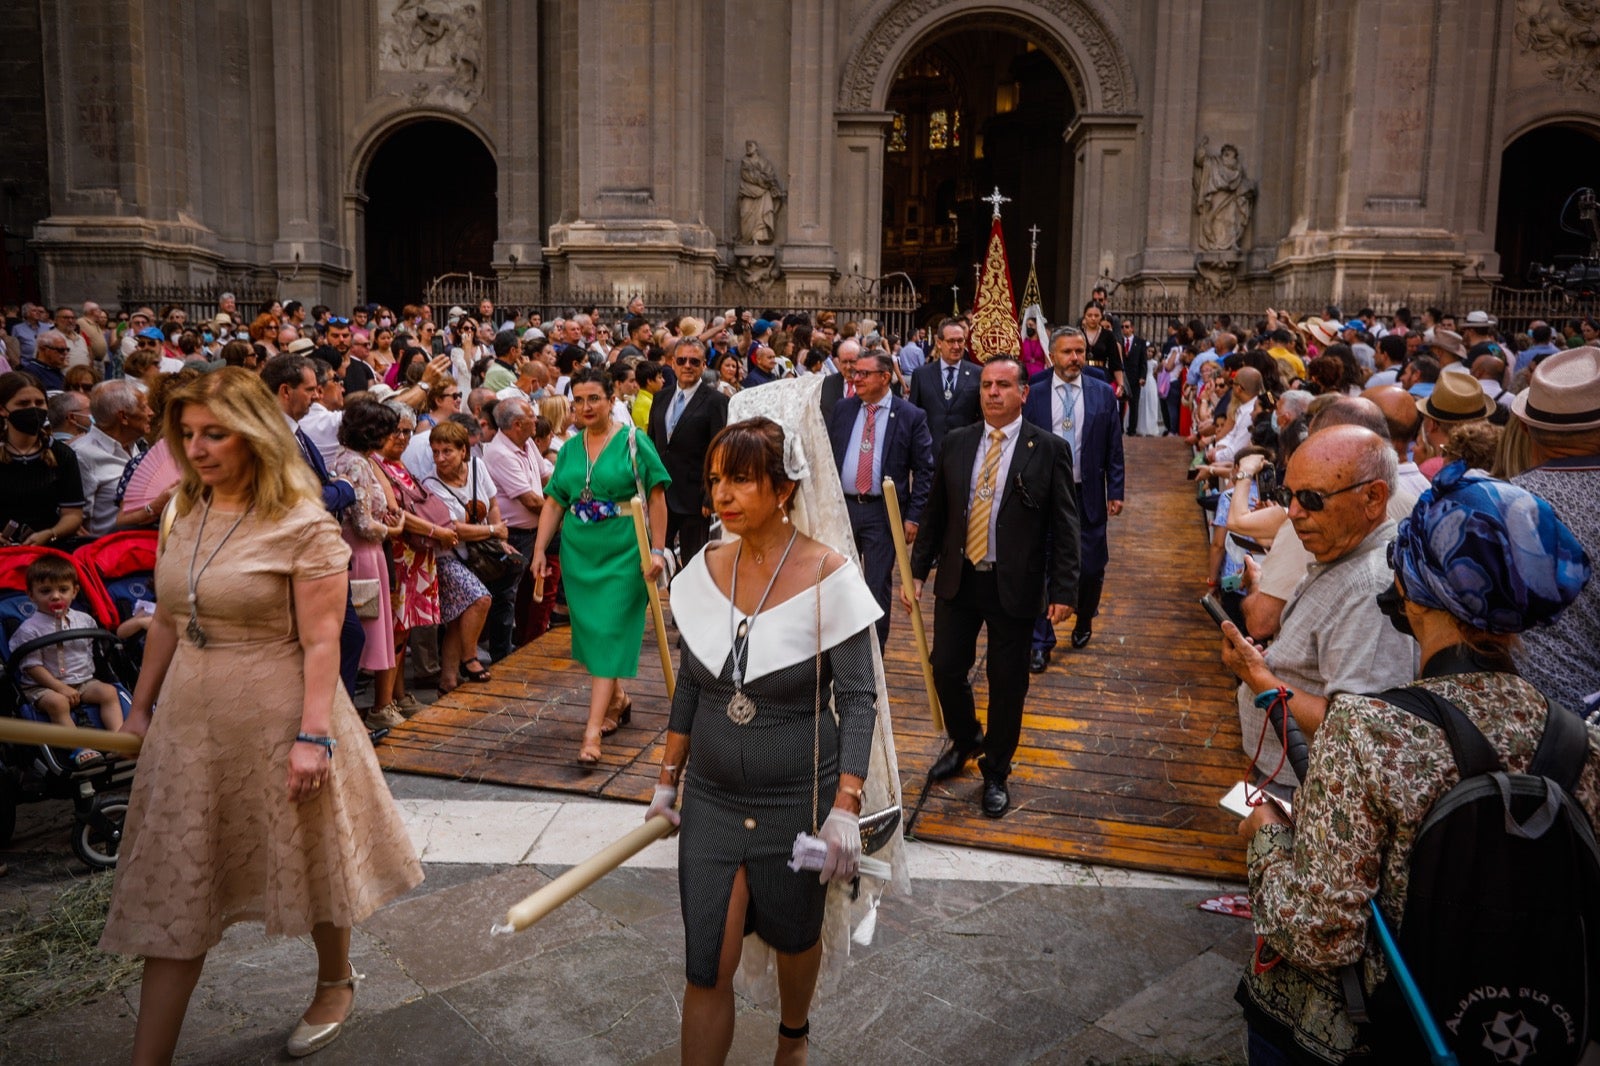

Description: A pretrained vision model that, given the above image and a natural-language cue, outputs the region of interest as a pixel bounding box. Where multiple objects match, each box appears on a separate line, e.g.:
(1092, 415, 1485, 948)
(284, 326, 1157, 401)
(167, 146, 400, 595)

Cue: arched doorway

(1494, 124, 1600, 286)
(880, 28, 1075, 325)
(362, 119, 497, 309)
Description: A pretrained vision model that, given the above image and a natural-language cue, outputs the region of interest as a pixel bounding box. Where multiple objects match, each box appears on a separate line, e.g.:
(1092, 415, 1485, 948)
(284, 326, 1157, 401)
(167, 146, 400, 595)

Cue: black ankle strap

(777, 1020, 810, 1039)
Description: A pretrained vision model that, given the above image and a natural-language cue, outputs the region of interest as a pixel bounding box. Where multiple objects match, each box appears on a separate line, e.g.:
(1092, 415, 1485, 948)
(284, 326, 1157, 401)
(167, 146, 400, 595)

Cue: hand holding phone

(1200, 594, 1230, 627)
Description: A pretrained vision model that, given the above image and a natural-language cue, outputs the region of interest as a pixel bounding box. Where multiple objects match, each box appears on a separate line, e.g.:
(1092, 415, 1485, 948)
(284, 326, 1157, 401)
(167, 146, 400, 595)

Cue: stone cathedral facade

(9, 0, 1599, 314)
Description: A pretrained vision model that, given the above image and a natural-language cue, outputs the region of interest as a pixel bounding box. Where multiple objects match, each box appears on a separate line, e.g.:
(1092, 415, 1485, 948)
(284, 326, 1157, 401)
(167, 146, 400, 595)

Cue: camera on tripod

(1528, 187, 1600, 298)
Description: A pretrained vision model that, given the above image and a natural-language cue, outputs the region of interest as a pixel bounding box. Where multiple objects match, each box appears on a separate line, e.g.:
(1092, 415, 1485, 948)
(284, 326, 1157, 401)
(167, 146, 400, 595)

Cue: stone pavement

(1, 772, 1255, 1065)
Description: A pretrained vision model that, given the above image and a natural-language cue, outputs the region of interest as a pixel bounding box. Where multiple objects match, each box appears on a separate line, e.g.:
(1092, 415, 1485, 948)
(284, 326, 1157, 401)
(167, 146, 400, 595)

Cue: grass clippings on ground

(0, 871, 140, 1020)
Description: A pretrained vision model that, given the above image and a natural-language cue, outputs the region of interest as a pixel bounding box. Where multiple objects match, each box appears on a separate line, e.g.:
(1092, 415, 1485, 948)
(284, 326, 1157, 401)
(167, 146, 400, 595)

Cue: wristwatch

(418, 380, 431, 392)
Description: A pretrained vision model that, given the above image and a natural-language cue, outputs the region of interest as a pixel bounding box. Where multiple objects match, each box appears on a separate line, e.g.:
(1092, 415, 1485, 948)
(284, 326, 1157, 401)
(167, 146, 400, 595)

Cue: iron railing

(115, 281, 280, 324)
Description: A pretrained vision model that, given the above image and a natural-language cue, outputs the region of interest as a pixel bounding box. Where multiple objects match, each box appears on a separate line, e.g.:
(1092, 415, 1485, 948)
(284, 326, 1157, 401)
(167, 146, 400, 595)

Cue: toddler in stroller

(9, 555, 146, 766)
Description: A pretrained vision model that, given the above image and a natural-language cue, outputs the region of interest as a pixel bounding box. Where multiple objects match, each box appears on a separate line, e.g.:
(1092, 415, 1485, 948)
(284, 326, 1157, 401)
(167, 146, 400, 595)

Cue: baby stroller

(0, 545, 138, 870)
(74, 530, 158, 686)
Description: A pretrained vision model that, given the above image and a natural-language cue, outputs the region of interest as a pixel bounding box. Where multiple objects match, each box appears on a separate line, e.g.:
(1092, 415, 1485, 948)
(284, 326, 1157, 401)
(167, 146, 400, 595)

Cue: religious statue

(1192, 136, 1256, 253)
(737, 140, 786, 246)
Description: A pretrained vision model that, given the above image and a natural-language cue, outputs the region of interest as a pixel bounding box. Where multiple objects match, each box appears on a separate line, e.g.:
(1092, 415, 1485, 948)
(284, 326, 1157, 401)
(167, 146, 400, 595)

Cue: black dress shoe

(929, 735, 984, 781)
(1029, 647, 1050, 673)
(1071, 625, 1092, 649)
(981, 776, 1010, 818)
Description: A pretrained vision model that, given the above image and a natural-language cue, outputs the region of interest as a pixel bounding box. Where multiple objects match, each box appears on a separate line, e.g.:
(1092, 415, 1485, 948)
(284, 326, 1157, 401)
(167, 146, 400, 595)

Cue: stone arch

(345, 107, 497, 198)
(837, 0, 1137, 117)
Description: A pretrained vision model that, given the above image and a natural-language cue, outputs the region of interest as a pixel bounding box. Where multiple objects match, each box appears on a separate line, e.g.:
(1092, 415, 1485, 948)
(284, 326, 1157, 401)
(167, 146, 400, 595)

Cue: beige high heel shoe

(286, 962, 364, 1058)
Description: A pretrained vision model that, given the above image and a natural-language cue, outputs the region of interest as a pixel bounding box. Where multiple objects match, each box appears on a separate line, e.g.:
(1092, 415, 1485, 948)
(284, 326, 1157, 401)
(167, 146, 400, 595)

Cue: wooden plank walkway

(377, 436, 1249, 879)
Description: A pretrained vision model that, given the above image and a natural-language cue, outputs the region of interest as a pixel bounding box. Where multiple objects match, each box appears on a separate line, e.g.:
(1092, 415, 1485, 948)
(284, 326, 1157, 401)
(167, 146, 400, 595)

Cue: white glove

(645, 784, 680, 829)
(817, 807, 861, 884)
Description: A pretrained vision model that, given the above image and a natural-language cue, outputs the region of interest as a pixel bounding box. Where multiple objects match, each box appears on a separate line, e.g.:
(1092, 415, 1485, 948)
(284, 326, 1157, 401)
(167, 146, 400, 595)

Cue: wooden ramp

(378, 436, 1249, 879)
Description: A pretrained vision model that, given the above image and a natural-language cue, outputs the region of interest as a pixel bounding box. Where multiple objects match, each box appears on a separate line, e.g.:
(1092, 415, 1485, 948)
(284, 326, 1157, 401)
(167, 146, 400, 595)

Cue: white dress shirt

(1212, 395, 1259, 465)
(1048, 373, 1086, 483)
(967, 415, 1024, 564)
(843, 393, 893, 493)
(298, 402, 344, 468)
(70, 426, 140, 537)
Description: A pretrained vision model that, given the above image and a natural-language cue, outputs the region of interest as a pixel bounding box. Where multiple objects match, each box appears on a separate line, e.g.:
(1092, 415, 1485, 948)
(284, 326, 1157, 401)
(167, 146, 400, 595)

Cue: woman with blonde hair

(102, 368, 422, 1063)
(539, 393, 574, 444)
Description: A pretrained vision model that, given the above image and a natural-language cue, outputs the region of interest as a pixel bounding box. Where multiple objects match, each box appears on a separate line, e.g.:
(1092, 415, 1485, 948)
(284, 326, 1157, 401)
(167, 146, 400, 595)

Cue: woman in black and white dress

(646, 416, 883, 1065)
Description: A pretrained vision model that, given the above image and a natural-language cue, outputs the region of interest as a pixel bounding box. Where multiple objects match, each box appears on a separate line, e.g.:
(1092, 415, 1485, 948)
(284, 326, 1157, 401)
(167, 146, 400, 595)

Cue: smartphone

(1200, 594, 1230, 627)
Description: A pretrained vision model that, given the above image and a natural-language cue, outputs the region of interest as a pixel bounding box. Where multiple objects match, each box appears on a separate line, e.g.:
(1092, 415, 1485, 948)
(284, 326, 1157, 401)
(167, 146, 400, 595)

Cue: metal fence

(423, 273, 922, 343)
(115, 282, 280, 324)
(1105, 288, 1599, 343)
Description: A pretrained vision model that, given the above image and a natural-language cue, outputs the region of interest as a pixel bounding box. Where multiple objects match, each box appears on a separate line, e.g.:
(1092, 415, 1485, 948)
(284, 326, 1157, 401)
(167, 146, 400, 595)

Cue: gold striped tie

(965, 428, 1006, 564)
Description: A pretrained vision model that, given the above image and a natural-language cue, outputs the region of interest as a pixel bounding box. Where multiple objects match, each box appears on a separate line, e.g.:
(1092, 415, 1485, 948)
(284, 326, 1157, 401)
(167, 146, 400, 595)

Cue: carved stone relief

(838, 0, 1135, 114)
(378, 0, 484, 110)
(1192, 137, 1256, 297)
(1514, 0, 1600, 94)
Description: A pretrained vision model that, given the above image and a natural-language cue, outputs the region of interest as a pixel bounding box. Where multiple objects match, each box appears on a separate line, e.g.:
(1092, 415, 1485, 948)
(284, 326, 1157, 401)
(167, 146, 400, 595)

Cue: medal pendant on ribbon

(185, 614, 207, 648)
(943, 389, 953, 401)
(727, 690, 757, 725)
(977, 486, 993, 501)
(578, 487, 594, 504)
(859, 439, 872, 452)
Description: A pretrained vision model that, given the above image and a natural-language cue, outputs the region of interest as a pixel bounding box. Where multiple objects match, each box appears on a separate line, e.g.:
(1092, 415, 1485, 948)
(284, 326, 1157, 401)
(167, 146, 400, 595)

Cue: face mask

(378, 317, 393, 328)
(7, 407, 49, 436)
(1375, 585, 1414, 637)
(203, 331, 214, 343)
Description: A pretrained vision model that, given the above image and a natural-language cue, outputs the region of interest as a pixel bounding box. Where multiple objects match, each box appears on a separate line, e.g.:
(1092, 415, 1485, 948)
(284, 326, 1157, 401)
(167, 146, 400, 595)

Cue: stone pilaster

(1066, 115, 1140, 301)
(780, 0, 837, 297)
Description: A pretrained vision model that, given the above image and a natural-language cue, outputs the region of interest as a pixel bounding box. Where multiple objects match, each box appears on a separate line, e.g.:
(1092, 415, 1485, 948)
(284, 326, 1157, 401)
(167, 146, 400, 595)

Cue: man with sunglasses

(647, 337, 727, 564)
(1220, 425, 1417, 790)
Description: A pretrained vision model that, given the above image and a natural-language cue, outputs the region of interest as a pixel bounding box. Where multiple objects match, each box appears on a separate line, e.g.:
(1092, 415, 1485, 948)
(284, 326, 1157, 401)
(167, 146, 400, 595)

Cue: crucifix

(973, 262, 982, 290)
(951, 284, 960, 314)
(1028, 224, 1041, 263)
(981, 186, 1012, 220)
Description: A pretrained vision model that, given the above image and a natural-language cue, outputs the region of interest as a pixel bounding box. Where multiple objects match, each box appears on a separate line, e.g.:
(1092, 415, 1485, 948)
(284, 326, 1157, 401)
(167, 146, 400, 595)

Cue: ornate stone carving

(732, 246, 782, 289)
(736, 141, 787, 245)
(1514, 0, 1600, 94)
(378, 0, 484, 110)
(1192, 137, 1255, 298)
(838, 0, 1135, 114)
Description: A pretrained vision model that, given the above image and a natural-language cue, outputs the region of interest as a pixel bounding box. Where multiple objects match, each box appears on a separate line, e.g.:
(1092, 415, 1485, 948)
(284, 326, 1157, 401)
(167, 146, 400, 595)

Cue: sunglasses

(675, 357, 704, 367)
(1270, 478, 1377, 512)
(326, 316, 350, 327)
(440, 391, 462, 400)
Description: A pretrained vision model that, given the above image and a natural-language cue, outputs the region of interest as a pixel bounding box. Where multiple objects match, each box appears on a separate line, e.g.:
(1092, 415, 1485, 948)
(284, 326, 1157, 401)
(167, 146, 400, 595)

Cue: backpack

(1359, 685, 1600, 1065)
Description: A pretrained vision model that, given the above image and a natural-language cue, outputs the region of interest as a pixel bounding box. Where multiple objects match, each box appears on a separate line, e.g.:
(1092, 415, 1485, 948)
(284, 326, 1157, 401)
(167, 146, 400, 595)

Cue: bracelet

(295, 733, 338, 758)
(837, 783, 863, 800)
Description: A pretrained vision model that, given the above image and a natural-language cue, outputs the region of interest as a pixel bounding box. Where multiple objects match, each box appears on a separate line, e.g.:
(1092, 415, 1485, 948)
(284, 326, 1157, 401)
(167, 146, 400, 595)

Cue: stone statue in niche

(736, 141, 787, 245)
(1515, 0, 1600, 94)
(1192, 136, 1256, 253)
(379, 0, 484, 109)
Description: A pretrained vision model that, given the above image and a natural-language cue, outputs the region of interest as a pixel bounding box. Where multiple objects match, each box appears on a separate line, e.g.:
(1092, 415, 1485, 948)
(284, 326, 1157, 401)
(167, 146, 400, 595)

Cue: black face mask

(5, 407, 49, 437)
(1375, 585, 1414, 637)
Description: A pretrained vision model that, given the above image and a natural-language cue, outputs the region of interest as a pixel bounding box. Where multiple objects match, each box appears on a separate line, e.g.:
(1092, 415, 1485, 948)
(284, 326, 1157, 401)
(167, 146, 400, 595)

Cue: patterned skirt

(437, 553, 489, 624)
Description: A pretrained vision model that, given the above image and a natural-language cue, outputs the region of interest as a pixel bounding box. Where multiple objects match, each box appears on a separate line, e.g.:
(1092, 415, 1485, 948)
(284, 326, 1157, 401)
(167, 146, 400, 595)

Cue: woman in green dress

(533, 366, 671, 765)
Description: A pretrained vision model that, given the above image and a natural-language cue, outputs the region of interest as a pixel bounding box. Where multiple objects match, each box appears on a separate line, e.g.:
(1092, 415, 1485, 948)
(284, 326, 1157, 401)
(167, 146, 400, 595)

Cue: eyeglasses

(675, 357, 703, 367)
(1270, 478, 1377, 512)
(390, 428, 414, 438)
(38, 344, 69, 353)
(440, 391, 462, 400)
(848, 369, 886, 379)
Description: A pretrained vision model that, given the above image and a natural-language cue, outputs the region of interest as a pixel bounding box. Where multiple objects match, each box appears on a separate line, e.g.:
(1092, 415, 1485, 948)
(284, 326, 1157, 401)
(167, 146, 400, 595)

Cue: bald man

(1207, 366, 1264, 466)
(1362, 385, 1431, 497)
(1220, 426, 1418, 788)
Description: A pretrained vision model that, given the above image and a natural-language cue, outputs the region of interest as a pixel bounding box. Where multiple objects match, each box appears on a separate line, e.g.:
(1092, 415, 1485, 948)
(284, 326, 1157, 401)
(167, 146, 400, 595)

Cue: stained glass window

(928, 109, 948, 150)
(888, 113, 907, 153)
(952, 109, 961, 148)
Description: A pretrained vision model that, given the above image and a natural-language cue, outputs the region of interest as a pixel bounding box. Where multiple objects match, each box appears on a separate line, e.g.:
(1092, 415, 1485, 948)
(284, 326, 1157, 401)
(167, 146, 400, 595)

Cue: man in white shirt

(298, 361, 347, 468)
(482, 397, 546, 659)
(1207, 367, 1264, 466)
(71, 381, 152, 537)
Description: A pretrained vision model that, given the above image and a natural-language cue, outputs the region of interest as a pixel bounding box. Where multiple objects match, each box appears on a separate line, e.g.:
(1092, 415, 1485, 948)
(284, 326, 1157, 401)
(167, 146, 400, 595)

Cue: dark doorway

(363, 120, 497, 309)
(881, 30, 1075, 326)
(1494, 124, 1600, 287)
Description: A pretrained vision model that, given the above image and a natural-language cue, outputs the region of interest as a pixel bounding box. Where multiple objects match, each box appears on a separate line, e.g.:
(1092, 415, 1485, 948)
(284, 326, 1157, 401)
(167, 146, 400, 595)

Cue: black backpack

(1359, 686, 1600, 1065)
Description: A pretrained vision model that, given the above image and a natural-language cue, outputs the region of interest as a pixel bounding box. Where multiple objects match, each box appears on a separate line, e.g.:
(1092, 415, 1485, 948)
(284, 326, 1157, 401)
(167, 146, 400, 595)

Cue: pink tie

(845, 381, 855, 399)
(856, 404, 877, 494)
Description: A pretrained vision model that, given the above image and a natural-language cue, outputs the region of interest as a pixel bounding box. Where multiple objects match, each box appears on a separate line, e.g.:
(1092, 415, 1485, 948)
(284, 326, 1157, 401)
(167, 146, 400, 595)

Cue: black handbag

(433, 462, 522, 584)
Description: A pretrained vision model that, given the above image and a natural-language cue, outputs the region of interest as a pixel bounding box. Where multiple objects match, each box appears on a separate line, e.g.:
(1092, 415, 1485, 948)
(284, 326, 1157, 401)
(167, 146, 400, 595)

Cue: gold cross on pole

(981, 186, 1011, 219)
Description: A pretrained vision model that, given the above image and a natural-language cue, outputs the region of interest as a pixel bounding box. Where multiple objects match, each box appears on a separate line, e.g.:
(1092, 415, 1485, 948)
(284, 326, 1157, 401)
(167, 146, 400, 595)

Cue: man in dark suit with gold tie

(908, 319, 981, 456)
(906, 356, 1079, 817)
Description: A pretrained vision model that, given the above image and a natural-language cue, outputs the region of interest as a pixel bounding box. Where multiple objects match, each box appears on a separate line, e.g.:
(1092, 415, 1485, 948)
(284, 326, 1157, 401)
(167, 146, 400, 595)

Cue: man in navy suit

(908, 319, 981, 457)
(1023, 326, 1125, 670)
(829, 350, 934, 648)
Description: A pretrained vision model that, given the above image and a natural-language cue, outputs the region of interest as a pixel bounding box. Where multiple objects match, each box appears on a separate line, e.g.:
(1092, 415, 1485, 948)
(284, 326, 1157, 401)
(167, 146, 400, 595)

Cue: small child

(9, 556, 126, 766)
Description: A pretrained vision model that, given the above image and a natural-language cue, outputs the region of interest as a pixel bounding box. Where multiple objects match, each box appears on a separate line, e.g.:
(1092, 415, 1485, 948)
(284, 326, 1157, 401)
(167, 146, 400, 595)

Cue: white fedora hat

(1512, 346, 1600, 432)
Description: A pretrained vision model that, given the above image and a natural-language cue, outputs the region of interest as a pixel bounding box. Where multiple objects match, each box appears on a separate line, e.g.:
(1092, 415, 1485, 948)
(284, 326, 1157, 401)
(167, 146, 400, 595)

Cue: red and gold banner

(969, 217, 1021, 361)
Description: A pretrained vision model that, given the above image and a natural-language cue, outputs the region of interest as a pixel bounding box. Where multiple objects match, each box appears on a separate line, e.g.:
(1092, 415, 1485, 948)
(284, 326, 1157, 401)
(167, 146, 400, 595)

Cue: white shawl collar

(670, 547, 884, 684)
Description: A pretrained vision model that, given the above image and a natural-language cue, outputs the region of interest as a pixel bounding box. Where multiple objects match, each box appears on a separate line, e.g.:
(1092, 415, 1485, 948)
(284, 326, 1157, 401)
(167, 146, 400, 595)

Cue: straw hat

(1428, 329, 1467, 361)
(1417, 371, 1495, 423)
(285, 337, 317, 356)
(1299, 316, 1337, 347)
(1511, 346, 1600, 432)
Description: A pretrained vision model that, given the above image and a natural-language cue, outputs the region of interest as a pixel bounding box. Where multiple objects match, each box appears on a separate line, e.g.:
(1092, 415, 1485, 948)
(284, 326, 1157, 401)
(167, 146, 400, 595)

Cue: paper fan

(121, 439, 179, 510)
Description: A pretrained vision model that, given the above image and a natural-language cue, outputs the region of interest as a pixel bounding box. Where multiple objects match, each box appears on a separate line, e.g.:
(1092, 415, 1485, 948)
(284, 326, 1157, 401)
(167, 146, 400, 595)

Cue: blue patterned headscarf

(1391, 461, 1591, 634)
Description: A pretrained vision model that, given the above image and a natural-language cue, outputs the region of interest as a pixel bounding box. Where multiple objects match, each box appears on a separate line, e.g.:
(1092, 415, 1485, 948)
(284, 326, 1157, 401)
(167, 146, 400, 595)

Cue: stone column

(1128, 0, 1203, 287)
(781, 0, 837, 297)
(491, 0, 542, 285)
(1066, 116, 1140, 303)
(832, 111, 895, 285)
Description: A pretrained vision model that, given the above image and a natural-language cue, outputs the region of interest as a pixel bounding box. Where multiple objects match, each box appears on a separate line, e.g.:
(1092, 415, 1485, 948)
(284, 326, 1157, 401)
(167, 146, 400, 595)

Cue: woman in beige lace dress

(102, 369, 422, 1064)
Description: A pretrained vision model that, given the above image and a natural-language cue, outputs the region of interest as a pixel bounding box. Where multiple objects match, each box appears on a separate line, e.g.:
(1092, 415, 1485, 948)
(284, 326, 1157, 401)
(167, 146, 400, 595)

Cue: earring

(781, 512, 790, 524)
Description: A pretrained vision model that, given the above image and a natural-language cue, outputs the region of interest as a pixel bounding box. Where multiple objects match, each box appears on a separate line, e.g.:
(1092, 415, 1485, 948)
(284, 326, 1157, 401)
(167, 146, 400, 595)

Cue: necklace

(725, 528, 800, 725)
(185, 499, 254, 647)
(579, 425, 615, 504)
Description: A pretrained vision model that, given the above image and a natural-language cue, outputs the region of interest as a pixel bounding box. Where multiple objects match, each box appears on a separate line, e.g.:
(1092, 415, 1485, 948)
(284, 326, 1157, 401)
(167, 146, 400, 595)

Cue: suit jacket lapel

(1002, 423, 1043, 512)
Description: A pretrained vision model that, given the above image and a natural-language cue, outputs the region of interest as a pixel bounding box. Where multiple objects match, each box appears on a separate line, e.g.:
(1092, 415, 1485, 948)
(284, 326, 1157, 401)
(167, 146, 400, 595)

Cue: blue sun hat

(1389, 461, 1591, 634)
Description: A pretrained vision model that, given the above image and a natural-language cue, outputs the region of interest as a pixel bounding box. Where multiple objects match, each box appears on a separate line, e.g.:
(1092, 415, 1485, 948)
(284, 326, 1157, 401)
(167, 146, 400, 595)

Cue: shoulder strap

(1375, 685, 1504, 778)
(1526, 695, 1591, 794)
